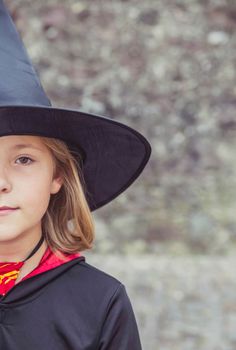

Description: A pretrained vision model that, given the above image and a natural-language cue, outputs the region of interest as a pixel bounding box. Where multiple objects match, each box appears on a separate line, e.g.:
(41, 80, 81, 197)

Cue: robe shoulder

(65, 259, 143, 349)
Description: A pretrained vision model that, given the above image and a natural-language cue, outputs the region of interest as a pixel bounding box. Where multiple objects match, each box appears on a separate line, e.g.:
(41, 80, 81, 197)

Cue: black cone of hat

(0, 0, 51, 107)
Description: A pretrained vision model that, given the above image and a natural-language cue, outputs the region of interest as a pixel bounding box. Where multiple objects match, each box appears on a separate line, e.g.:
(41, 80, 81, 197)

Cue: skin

(0, 135, 63, 282)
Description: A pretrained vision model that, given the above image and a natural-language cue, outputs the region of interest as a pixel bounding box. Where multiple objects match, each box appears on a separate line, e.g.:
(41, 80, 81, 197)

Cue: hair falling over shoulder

(40, 137, 95, 255)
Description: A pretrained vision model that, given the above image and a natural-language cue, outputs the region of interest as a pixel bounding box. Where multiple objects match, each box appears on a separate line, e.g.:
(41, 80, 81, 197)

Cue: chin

(0, 226, 26, 241)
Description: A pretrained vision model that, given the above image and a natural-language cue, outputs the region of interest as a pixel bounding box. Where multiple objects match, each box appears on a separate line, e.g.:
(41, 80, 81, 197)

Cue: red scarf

(0, 261, 24, 296)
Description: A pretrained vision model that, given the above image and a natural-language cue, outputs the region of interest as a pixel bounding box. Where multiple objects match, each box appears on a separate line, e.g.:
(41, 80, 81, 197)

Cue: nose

(0, 168, 12, 193)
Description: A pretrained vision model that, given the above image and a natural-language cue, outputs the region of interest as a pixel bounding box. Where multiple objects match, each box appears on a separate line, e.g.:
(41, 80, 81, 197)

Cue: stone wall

(7, 0, 236, 255)
(85, 253, 236, 350)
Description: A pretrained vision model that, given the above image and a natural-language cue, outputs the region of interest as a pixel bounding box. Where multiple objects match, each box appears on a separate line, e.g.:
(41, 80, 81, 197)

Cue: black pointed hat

(0, 0, 151, 211)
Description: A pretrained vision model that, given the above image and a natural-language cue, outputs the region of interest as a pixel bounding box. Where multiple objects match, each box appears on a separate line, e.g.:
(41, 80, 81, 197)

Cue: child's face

(0, 135, 63, 244)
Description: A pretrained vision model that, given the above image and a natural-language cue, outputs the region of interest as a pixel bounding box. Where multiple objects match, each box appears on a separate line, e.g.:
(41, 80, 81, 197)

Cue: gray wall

(8, 0, 236, 348)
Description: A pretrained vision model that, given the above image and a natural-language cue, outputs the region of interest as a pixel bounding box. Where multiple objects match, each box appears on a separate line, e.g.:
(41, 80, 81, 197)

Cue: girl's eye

(15, 156, 34, 165)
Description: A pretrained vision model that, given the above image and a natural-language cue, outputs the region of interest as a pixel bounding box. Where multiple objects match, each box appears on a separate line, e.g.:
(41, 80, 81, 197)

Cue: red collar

(21, 246, 82, 281)
(0, 246, 82, 296)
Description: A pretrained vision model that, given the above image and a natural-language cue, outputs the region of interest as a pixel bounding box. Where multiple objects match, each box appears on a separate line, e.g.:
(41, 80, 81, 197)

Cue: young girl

(0, 1, 152, 349)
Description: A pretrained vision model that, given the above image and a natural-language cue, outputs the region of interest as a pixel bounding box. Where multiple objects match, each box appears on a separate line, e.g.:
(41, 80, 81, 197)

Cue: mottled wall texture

(6, 0, 236, 349)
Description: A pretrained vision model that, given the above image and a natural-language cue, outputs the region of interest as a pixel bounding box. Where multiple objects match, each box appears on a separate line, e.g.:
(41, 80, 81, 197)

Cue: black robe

(0, 256, 142, 349)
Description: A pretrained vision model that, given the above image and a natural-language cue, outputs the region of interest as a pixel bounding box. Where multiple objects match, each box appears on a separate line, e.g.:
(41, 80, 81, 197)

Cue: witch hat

(0, 0, 151, 211)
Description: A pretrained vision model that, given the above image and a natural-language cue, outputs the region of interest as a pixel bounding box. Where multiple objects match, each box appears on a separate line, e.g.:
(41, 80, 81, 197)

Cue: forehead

(0, 135, 45, 149)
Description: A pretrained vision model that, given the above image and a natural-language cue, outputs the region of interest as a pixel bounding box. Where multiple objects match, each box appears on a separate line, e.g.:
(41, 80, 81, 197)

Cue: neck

(14, 239, 48, 285)
(0, 227, 46, 262)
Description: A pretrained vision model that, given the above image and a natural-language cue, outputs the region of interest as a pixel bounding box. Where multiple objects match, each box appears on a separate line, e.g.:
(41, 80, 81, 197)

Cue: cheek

(17, 175, 52, 215)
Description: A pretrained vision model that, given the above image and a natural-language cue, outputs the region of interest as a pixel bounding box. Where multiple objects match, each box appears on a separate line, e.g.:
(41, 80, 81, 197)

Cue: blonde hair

(39, 136, 95, 257)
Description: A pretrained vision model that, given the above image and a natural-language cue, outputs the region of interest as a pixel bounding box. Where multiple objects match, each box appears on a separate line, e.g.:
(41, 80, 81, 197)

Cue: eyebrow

(10, 143, 43, 152)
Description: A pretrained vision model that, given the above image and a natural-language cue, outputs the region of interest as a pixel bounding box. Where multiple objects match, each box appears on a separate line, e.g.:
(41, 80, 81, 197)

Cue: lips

(0, 206, 17, 210)
(0, 207, 18, 216)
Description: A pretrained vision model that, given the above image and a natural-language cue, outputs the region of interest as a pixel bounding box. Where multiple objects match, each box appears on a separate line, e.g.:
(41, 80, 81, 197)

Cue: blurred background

(6, 0, 236, 349)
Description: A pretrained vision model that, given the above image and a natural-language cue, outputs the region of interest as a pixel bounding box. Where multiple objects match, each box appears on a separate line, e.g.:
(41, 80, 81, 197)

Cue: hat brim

(0, 105, 151, 211)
